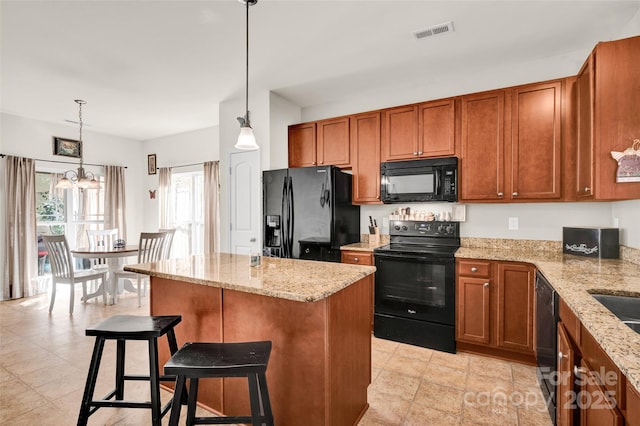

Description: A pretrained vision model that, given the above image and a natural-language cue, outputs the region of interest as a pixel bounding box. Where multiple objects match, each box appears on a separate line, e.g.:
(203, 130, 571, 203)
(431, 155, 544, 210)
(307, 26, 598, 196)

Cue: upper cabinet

(381, 99, 455, 161)
(351, 112, 382, 204)
(288, 117, 350, 168)
(576, 35, 640, 200)
(459, 80, 563, 202)
(288, 122, 317, 168)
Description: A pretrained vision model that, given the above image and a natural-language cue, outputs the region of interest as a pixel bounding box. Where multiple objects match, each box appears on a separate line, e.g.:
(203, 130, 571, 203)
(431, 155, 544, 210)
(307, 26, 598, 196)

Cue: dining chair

(42, 234, 108, 314)
(86, 228, 119, 269)
(113, 232, 167, 307)
(158, 228, 176, 260)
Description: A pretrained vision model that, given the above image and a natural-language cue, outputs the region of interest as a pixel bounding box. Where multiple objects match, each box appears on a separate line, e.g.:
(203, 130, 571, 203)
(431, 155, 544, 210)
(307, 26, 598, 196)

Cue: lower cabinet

(557, 298, 628, 426)
(455, 259, 535, 361)
(341, 250, 374, 330)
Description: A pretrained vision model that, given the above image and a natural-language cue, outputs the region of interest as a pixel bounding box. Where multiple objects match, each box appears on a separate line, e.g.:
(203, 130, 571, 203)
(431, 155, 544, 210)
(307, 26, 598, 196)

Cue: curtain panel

(3, 156, 39, 300)
(158, 167, 172, 229)
(104, 166, 127, 241)
(203, 161, 220, 254)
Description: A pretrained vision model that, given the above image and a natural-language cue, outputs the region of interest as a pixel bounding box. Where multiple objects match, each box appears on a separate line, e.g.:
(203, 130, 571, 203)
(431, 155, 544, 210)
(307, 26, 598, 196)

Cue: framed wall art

(148, 154, 157, 175)
(53, 137, 82, 158)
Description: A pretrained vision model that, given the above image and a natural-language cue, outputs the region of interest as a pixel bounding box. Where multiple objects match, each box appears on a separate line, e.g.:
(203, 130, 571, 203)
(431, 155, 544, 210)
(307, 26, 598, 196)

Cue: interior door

(229, 150, 261, 255)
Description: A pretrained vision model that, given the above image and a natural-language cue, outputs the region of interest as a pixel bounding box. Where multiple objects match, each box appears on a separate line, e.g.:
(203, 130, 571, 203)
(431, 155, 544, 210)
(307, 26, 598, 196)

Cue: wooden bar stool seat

(164, 341, 274, 426)
(77, 315, 183, 426)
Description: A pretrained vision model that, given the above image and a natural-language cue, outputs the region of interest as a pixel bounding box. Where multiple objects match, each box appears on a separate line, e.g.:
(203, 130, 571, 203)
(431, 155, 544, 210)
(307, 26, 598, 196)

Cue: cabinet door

(288, 123, 317, 167)
(557, 322, 576, 426)
(496, 262, 534, 353)
(317, 117, 350, 167)
(510, 81, 562, 200)
(381, 105, 419, 161)
(460, 91, 505, 201)
(576, 55, 594, 199)
(456, 276, 491, 345)
(579, 359, 623, 426)
(351, 112, 382, 204)
(418, 99, 455, 157)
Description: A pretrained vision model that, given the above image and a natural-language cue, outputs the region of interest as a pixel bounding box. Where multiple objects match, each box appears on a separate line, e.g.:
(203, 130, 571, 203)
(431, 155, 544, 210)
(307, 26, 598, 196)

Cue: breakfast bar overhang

(125, 253, 376, 426)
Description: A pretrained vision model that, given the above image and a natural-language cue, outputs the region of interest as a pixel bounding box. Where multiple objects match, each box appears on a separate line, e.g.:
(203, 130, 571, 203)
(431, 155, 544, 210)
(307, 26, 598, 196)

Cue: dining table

(71, 245, 139, 304)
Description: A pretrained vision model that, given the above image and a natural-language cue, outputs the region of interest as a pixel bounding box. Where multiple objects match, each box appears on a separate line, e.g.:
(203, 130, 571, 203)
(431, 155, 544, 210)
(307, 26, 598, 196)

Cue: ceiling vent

(413, 21, 454, 40)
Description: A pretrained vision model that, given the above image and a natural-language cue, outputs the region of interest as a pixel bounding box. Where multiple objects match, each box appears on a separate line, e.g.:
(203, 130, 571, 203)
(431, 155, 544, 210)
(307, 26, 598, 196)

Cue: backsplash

(460, 238, 561, 252)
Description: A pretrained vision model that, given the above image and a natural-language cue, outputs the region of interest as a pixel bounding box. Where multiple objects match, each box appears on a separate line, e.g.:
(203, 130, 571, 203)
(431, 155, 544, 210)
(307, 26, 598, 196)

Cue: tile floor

(0, 288, 553, 425)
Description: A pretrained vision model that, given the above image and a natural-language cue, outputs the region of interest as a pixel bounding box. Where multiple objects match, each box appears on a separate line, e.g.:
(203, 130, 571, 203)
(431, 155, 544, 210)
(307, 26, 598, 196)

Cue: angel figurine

(611, 139, 640, 183)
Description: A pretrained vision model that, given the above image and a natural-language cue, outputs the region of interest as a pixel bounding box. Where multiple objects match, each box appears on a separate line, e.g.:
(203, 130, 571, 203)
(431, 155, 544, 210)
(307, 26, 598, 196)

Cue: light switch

(508, 217, 519, 230)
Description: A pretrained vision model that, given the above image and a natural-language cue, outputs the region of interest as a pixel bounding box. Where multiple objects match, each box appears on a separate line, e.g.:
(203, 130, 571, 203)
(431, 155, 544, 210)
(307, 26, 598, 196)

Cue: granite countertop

(456, 245, 640, 394)
(124, 253, 376, 303)
(341, 241, 387, 252)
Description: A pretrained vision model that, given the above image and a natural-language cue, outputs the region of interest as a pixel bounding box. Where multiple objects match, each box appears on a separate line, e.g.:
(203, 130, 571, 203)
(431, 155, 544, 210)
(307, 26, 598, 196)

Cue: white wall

(612, 199, 640, 248)
(141, 126, 219, 230)
(0, 112, 143, 250)
(268, 92, 300, 171)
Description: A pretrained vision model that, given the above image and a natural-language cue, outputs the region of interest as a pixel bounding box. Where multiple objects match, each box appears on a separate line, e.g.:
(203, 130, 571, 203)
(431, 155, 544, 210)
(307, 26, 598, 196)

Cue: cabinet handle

(584, 187, 591, 193)
(497, 192, 504, 197)
(558, 351, 567, 360)
(418, 151, 423, 155)
(413, 152, 418, 156)
(483, 282, 489, 288)
(319, 161, 324, 164)
(512, 192, 518, 197)
(354, 257, 359, 262)
(574, 366, 588, 376)
(312, 161, 316, 165)
(471, 267, 478, 272)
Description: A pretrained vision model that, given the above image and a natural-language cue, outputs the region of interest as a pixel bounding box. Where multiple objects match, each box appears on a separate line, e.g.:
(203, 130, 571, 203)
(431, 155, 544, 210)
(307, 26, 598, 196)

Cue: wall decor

(53, 136, 82, 158)
(148, 154, 157, 175)
(611, 139, 640, 183)
(149, 190, 156, 199)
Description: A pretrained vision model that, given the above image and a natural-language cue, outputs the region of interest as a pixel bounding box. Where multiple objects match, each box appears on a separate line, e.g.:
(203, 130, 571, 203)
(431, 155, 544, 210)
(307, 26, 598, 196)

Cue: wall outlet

(508, 217, 519, 230)
(613, 217, 619, 228)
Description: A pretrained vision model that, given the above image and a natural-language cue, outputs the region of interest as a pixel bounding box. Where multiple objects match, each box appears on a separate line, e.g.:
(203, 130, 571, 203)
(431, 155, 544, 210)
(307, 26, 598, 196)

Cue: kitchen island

(124, 253, 376, 426)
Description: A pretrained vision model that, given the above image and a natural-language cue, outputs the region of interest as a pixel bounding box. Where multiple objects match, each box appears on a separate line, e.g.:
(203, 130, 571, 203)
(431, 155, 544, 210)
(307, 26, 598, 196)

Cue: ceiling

(2, 0, 639, 141)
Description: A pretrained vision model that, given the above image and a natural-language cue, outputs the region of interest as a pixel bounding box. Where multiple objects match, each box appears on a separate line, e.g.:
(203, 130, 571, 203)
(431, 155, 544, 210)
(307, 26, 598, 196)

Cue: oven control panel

(389, 220, 459, 237)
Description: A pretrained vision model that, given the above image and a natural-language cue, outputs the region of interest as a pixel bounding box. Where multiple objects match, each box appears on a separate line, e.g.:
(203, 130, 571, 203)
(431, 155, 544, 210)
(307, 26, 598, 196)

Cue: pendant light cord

(245, 0, 249, 121)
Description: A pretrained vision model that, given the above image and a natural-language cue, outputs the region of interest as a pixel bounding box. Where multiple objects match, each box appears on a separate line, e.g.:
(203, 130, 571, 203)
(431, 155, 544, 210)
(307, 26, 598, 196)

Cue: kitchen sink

(591, 294, 640, 333)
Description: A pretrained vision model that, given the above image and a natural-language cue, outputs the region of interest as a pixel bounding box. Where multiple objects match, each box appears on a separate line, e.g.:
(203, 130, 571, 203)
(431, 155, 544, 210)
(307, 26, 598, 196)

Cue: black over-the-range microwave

(380, 157, 458, 203)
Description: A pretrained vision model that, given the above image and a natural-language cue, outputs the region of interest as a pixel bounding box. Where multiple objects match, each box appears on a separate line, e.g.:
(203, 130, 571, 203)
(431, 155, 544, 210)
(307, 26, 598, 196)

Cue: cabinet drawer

(457, 260, 491, 278)
(341, 251, 374, 266)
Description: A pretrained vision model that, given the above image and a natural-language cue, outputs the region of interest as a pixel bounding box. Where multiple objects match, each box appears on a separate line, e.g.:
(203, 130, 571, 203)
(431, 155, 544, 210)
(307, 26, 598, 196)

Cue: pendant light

(235, 0, 259, 151)
(56, 100, 100, 189)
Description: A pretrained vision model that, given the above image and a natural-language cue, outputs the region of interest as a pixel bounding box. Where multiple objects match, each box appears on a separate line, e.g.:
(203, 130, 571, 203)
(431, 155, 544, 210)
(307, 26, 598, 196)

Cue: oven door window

(375, 254, 454, 325)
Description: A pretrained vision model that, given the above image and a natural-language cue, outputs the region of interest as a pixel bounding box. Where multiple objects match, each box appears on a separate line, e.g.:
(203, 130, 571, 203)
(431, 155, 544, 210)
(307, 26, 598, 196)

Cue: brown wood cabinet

(341, 249, 375, 330)
(381, 105, 419, 161)
(381, 99, 455, 162)
(288, 117, 350, 168)
(460, 80, 564, 202)
(459, 90, 506, 201)
(456, 259, 535, 362)
(350, 112, 382, 204)
(288, 122, 317, 167)
(557, 298, 630, 426)
(575, 35, 640, 200)
(557, 321, 577, 426)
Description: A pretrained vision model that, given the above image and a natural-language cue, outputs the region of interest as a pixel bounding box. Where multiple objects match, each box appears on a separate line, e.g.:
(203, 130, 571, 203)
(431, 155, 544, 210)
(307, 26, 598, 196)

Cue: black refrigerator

(263, 166, 360, 262)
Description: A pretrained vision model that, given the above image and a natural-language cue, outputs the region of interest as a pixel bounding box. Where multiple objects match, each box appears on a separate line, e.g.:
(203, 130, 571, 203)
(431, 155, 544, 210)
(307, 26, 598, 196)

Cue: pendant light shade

(234, 0, 259, 151)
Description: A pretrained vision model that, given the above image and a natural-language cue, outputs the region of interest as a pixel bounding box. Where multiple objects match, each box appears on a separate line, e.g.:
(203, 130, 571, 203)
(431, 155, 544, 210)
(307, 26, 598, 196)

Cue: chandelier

(234, 0, 259, 151)
(56, 100, 100, 189)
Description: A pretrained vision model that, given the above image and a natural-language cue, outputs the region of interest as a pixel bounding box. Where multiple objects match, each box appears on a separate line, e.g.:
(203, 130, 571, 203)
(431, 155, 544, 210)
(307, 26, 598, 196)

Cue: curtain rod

(163, 160, 217, 169)
(0, 154, 127, 169)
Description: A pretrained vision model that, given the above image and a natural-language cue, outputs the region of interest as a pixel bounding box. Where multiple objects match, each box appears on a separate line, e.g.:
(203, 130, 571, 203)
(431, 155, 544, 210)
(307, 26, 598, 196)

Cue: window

(170, 171, 204, 258)
(36, 171, 105, 274)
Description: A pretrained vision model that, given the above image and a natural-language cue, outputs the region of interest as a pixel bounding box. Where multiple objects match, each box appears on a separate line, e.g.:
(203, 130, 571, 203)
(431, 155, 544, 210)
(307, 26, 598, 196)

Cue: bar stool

(164, 341, 274, 426)
(77, 315, 184, 426)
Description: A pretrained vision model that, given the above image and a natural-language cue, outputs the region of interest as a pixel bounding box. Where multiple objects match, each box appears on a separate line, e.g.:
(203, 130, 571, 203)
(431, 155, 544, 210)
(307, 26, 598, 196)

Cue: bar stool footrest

(191, 415, 270, 425)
